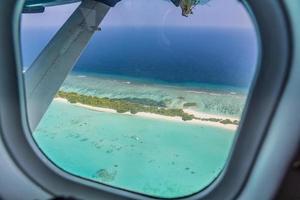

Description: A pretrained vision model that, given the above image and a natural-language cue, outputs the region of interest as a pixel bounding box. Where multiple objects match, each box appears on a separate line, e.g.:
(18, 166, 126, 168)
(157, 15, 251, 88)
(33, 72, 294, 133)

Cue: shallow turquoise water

(34, 101, 235, 198)
(61, 72, 247, 118)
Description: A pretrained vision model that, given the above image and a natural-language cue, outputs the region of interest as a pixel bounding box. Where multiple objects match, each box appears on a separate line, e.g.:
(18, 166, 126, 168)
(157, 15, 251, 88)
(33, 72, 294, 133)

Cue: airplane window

(21, 0, 258, 198)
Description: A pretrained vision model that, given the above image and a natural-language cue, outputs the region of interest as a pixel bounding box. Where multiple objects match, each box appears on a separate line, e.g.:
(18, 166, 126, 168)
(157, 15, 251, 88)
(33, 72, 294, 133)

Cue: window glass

(21, 3, 79, 70)
(22, 0, 258, 198)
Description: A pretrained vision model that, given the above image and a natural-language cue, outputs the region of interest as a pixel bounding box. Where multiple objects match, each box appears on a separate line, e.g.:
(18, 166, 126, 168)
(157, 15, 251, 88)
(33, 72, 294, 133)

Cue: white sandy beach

(183, 108, 239, 121)
(54, 97, 238, 131)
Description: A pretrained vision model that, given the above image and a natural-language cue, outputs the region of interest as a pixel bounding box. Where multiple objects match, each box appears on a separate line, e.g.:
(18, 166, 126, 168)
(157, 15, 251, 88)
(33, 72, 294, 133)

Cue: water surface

(34, 101, 235, 198)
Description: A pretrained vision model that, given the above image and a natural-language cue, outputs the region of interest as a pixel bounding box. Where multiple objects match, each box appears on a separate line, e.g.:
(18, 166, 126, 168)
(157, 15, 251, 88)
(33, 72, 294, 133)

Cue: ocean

(23, 27, 257, 197)
(34, 100, 235, 198)
(22, 27, 258, 88)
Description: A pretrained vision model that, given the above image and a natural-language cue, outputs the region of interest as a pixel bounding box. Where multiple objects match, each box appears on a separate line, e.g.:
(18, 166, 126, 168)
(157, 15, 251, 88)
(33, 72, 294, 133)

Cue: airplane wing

(23, 0, 121, 13)
(23, 0, 181, 13)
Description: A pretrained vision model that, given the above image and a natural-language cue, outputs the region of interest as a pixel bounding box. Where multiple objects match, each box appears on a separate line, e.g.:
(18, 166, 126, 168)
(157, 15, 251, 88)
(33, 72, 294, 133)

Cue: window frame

(0, 0, 298, 199)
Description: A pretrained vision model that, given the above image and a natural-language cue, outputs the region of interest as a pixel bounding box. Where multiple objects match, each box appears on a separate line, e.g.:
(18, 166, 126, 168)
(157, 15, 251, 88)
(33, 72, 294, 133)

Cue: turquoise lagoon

(33, 73, 240, 198)
(61, 72, 247, 118)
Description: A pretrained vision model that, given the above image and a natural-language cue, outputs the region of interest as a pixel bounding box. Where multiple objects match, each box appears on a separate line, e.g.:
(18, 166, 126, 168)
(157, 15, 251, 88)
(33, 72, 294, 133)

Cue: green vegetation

(232, 120, 239, 125)
(57, 91, 239, 125)
(57, 91, 194, 121)
(183, 102, 197, 107)
(182, 114, 194, 121)
(220, 119, 234, 125)
(199, 118, 221, 122)
(116, 97, 167, 107)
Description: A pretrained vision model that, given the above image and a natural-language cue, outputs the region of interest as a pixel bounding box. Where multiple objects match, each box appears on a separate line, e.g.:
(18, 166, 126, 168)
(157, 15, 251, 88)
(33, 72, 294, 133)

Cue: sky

(22, 0, 254, 29)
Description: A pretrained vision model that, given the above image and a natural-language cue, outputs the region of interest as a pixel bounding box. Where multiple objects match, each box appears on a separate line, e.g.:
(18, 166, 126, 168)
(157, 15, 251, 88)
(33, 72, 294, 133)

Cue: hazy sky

(22, 0, 254, 29)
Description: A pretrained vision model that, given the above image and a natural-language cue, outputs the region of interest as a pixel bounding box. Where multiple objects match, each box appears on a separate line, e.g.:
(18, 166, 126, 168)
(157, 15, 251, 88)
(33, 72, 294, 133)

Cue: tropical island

(56, 91, 239, 129)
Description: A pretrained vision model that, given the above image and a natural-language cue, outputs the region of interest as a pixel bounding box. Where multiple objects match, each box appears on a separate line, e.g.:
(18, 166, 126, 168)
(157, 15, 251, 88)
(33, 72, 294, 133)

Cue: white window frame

(0, 0, 299, 199)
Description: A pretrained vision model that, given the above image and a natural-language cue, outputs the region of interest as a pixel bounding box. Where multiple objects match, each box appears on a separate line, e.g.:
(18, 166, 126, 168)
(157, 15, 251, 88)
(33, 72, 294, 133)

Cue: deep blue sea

(22, 27, 258, 88)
